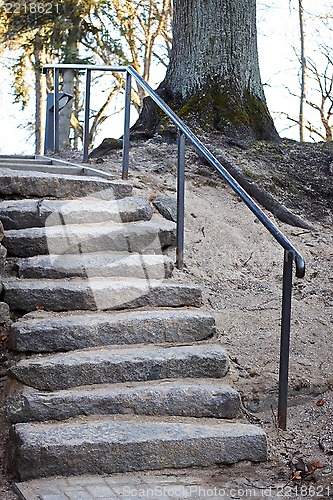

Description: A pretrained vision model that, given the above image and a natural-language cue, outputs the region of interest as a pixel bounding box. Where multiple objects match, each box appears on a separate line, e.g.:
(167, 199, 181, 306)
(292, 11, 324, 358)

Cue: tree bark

(299, 0, 307, 142)
(59, 69, 74, 149)
(59, 36, 79, 149)
(33, 40, 46, 155)
(132, 0, 279, 141)
(73, 72, 81, 149)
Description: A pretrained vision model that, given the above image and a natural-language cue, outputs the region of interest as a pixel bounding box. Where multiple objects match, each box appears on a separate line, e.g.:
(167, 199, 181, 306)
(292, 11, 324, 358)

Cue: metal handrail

(43, 63, 306, 429)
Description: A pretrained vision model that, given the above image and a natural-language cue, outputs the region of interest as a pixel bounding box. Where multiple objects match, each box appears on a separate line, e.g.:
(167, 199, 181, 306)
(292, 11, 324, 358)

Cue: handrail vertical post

(122, 71, 132, 180)
(53, 68, 60, 153)
(278, 250, 293, 430)
(176, 130, 186, 269)
(83, 69, 92, 163)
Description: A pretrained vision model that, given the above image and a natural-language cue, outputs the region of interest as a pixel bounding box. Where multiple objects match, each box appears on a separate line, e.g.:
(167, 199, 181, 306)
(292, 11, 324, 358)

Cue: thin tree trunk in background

(299, 0, 307, 142)
(59, 68, 74, 149)
(59, 36, 79, 149)
(34, 41, 46, 155)
(73, 72, 80, 150)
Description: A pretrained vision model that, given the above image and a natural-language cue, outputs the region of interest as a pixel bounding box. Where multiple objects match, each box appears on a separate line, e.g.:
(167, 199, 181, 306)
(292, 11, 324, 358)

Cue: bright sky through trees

(258, 0, 333, 140)
(0, 0, 332, 154)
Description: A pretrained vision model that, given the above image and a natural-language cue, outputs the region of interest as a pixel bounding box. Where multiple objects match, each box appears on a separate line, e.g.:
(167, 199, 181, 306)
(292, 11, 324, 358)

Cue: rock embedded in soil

(0, 302, 10, 323)
(0, 244, 7, 272)
(153, 196, 178, 222)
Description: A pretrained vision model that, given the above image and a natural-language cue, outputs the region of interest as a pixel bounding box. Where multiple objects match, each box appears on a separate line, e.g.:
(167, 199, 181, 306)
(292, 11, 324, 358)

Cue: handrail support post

(83, 69, 92, 163)
(122, 71, 132, 180)
(278, 250, 293, 430)
(53, 68, 60, 153)
(176, 130, 185, 269)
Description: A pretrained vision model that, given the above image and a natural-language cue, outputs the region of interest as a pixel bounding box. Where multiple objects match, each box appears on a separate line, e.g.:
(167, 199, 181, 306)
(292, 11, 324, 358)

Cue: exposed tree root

(199, 147, 314, 230)
(89, 138, 123, 158)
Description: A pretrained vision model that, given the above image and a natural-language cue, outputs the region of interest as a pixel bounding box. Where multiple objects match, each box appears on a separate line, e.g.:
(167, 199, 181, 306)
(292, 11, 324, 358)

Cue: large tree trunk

(133, 0, 279, 141)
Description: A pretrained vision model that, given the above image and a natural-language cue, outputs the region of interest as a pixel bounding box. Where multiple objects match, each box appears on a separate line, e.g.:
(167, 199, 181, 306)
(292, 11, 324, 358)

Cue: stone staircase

(0, 156, 266, 483)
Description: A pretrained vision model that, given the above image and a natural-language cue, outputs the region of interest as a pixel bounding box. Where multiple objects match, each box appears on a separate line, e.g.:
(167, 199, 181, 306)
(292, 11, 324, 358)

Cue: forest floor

(0, 136, 332, 498)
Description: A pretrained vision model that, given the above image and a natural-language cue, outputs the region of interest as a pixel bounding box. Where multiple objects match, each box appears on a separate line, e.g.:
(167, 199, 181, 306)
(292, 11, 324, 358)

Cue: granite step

(0, 157, 52, 165)
(0, 197, 152, 230)
(0, 163, 68, 174)
(0, 165, 122, 181)
(0, 156, 112, 178)
(7, 414, 267, 481)
(3, 278, 201, 312)
(8, 342, 229, 390)
(0, 167, 131, 199)
(13, 252, 173, 280)
(6, 379, 241, 423)
(0, 163, 84, 176)
(3, 219, 176, 257)
(9, 309, 215, 352)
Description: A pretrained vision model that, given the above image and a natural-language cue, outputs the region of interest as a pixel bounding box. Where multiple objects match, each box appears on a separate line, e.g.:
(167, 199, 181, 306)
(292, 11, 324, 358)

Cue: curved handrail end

(295, 254, 306, 279)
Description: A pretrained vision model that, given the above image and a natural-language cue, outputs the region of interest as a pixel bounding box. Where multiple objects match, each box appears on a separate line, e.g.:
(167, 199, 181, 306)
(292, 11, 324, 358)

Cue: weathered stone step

(7, 414, 267, 481)
(3, 278, 201, 312)
(8, 343, 229, 390)
(0, 162, 58, 170)
(0, 167, 131, 199)
(6, 379, 241, 423)
(0, 161, 52, 169)
(3, 219, 176, 257)
(0, 156, 52, 165)
(13, 252, 173, 280)
(0, 156, 115, 179)
(9, 309, 214, 352)
(0, 163, 84, 175)
(0, 197, 152, 230)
